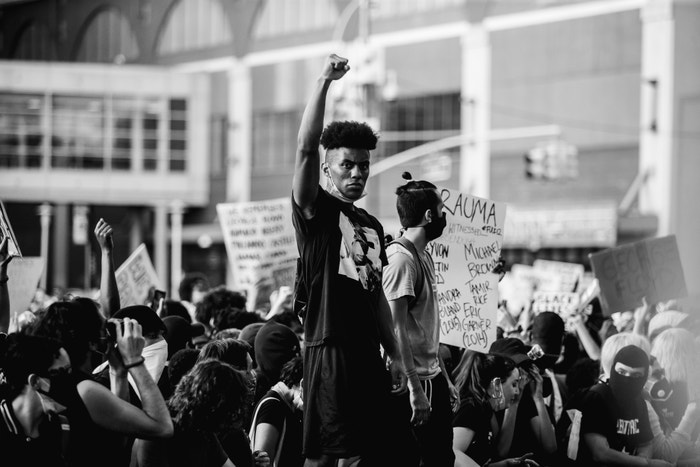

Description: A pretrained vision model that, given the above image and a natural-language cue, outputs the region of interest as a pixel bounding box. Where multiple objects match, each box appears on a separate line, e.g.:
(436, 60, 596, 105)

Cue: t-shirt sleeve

(453, 400, 487, 432)
(382, 245, 417, 302)
(579, 389, 608, 436)
(255, 398, 286, 431)
(291, 188, 331, 236)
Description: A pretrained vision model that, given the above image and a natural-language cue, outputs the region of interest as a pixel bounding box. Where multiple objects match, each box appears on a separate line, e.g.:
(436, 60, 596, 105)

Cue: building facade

(0, 0, 698, 300)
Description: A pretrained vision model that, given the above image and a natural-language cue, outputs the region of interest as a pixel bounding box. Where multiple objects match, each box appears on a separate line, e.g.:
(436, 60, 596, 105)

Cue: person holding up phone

(451, 351, 540, 467)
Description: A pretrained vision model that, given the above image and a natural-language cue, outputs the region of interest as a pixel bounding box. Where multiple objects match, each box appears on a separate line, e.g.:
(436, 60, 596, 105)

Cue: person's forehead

(327, 147, 370, 162)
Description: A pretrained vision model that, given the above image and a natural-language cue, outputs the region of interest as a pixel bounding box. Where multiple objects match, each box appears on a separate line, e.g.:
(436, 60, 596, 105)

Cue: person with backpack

(381, 173, 458, 466)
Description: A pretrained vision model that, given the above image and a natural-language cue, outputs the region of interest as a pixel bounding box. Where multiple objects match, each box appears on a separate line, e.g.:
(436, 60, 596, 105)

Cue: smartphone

(152, 289, 166, 311)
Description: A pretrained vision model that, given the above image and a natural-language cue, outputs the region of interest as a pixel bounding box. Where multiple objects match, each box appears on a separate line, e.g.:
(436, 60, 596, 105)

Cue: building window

(12, 21, 57, 61)
(169, 99, 187, 172)
(379, 92, 461, 159)
(51, 96, 105, 169)
(252, 109, 302, 172)
(0, 94, 44, 168)
(253, 0, 337, 38)
(74, 7, 139, 63)
(112, 97, 134, 171)
(157, 0, 233, 56)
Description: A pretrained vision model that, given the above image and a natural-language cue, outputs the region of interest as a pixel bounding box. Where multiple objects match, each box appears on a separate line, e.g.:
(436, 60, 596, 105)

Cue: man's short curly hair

(320, 121, 378, 151)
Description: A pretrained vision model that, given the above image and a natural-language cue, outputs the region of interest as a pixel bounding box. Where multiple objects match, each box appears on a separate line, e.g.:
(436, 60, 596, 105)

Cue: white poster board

(532, 291, 580, 317)
(7, 257, 44, 315)
(115, 244, 160, 307)
(533, 259, 584, 293)
(217, 198, 298, 309)
(430, 187, 506, 351)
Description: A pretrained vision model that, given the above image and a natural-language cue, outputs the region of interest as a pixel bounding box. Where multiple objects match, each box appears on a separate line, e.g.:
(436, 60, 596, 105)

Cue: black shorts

(302, 339, 392, 460)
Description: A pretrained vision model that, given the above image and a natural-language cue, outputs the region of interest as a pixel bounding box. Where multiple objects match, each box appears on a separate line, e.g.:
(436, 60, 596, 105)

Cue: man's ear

(27, 373, 43, 390)
(321, 162, 330, 178)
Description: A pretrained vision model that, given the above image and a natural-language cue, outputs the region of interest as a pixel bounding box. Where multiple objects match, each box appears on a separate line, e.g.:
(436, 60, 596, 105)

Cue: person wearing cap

(489, 337, 557, 464)
(529, 311, 569, 424)
(254, 320, 302, 405)
(163, 315, 204, 359)
(93, 304, 172, 416)
(577, 344, 672, 466)
(382, 175, 457, 467)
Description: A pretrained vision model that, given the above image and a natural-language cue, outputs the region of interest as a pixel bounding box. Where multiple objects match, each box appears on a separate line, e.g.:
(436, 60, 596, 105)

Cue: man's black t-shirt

(291, 188, 387, 347)
(0, 399, 66, 466)
(579, 382, 653, 463)
(254, 390, 303, 467)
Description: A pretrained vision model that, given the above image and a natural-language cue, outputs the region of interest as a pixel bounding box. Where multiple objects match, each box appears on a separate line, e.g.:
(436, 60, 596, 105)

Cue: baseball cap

(489, 337, 532, 366)
(113, 305, 166, 335)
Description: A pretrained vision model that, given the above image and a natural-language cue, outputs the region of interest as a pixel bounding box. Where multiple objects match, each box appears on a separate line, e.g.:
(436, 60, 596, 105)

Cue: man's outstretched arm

(293, 53, 349, 218)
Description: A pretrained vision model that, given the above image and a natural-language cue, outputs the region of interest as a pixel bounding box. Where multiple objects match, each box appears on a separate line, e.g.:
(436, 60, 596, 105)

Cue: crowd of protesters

(1, 53, 700, 467)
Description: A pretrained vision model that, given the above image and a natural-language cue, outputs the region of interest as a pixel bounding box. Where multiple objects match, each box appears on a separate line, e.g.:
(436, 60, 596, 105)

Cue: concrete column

(460, 24, 491, 198)
(153, 202, 168, 293)
(51, 203, 69, 292)
(227, 58, 252, 202)
(639, 0, 674, 236)
(129, 207, 144, 254)
(37, 203, 52, 291)
(169, 200, 184, 299)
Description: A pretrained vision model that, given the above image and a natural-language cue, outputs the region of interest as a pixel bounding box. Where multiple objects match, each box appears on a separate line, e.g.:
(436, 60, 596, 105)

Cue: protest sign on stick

(0, 201, 22, 258)
(7, 257, 44, 316)
(590, 235, 687, 316)
(115, 244, 161, 307)
(429, 187, 506, 352)
(217, 198, 298, 310)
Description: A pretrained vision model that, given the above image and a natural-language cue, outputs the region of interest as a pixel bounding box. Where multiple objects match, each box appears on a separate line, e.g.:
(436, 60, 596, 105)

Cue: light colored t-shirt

(383, 241, 441, 380)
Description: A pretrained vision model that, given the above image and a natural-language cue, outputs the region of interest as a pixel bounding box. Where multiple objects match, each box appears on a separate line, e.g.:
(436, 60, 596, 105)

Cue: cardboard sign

(0, 200, 21, 257)
(7, 257, 44, 315)
(115, 244, 161, 307)
(532, 291, 580, 317)
(217, 198, 298, 309)
(430, 187, 506, 351)
(589, 235, 687, 316)
(533, 259, 584, 293)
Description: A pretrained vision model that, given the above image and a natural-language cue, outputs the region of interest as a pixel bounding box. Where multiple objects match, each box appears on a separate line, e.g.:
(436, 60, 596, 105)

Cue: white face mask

(128, 339, 168, 400)
(322, 163, 368, 204)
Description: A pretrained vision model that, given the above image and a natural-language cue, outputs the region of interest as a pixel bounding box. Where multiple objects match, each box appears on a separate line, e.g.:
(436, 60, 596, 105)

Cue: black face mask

(44, 368, 79, 408)
(609, 345, 649, 410)
(424, 211, 447, 241)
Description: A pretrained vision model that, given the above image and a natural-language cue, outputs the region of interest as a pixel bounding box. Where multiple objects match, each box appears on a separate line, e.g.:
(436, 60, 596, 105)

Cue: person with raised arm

(291, 53, 406, 467)
(94, 218, 120, 319)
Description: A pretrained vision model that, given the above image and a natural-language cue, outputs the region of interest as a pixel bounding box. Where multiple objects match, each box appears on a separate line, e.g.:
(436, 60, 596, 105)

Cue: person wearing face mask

(382, 173, 457, 467)
(578, 345, 672, 466)
(93, 305, 171, 403)
(291, 53, 406, 466)
(28, 302, 174, 467)
(0, 333, 69, 466)
(452, 351, 540, 467)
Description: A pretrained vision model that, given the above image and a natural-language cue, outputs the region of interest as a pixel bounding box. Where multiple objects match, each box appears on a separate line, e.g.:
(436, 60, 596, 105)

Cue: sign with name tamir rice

(428, 187, 506, 352)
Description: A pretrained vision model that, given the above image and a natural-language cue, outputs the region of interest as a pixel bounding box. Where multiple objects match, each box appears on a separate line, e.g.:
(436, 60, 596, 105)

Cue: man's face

(324, 148, 370, 201)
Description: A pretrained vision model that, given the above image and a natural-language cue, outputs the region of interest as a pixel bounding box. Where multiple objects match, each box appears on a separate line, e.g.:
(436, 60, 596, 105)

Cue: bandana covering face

(129, 339, 168, 399)
(609, 345, 649, 412)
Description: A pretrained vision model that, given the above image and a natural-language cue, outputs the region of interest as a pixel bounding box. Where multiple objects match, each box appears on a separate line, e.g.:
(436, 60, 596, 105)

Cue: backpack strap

(388, 236, 426, 310)
(250, 396, 287, 467)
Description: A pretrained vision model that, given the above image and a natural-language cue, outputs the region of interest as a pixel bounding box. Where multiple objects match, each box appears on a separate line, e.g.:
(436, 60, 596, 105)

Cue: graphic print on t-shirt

(338, 212, 382, 292)
(617, 418, 640, 436)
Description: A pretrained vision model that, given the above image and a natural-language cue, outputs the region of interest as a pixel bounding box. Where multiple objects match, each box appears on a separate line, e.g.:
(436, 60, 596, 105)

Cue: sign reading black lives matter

(217, 198, 298, 305)
(428, 187, 506, 352)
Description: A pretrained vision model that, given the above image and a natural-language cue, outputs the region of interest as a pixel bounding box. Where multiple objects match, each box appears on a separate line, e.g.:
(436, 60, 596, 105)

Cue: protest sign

(7, 257, 44, 316)
(532, 291, 580, 317)
(115, 243, 161, 307)
(429, 187, 506, 352)
(533, 259, 584, 293)
(0, 201, 21, 257)
(217, 198, 298, 309)
(590, 235, 687, 316)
